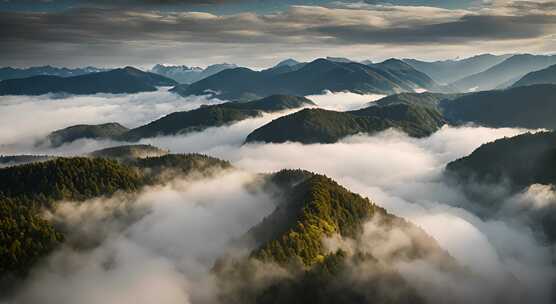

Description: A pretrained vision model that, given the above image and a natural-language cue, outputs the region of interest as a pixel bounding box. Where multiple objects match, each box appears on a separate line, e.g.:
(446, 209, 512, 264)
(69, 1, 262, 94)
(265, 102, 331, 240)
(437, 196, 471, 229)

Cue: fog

(3, 91, 556, 303)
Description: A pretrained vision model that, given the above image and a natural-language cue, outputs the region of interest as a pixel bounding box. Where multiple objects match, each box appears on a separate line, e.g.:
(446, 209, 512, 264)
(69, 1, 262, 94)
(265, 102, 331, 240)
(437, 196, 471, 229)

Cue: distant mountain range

(404, 54, 511, 84)
(171, 58, 443, 101)
(150, 63, 237, 84)
(0, 65, 106, 81)
(451, 54, 556, 91)
(511, 64, 556, 87)
(0, 67, 177, 95)
(42, 122, 129, 147)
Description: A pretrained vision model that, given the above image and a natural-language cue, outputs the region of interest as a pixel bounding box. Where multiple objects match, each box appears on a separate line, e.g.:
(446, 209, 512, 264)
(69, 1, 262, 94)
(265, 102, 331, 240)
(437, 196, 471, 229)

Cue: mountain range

(0, 66, 106, 81)
(171, 58, 443, 101)
(150, 63, 238, 84)
(403, 54, 511, 84)
(511, 64, 556, 87)
(0, 67, 177, 95)
(451, 54, 556, 91)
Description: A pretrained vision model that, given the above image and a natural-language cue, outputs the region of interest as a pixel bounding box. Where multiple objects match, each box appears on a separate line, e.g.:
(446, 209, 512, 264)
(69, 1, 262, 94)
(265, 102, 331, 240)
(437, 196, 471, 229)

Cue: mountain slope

(0, 67, 177, 95)
(440, 84, 556, 129)
(511, 64, 556, 87)
(172, 58, 442, 101)
(404, 54, 511, 84)
(0, 66, 105, 81)
(89, 144, 169, 160)
(245, 103, 445, 144)
(151, 63, 237, 84)
(43, 122, 129, 147)
(217, 169, 458, 304)
(123, 95, 314, 141)
(451, 54, 556, 91)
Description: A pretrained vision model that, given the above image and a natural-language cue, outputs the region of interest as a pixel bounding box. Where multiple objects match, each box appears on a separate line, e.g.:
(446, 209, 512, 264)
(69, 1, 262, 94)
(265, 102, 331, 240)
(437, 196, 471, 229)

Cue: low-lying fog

(2, 90, 555, 304)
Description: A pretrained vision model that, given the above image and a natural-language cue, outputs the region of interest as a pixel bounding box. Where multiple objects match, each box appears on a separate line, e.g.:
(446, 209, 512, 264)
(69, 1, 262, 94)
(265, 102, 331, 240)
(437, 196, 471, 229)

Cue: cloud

(0, 1, 555, 67)
(3, 91, 556, 303)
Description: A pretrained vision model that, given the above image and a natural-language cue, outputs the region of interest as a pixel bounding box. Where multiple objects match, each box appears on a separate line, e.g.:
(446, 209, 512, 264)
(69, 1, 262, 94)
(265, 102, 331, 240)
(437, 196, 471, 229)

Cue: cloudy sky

(1, 0, 555, 68)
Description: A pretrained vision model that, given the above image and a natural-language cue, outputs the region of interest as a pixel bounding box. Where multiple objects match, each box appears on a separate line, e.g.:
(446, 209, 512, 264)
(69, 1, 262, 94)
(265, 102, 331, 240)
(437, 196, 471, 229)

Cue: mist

(3, 91, 555, 303)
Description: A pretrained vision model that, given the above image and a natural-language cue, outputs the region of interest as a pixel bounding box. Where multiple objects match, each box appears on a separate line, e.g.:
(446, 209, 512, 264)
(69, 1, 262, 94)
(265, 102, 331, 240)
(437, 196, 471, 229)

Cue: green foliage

(246, 103, 445, 144)
(45, 123, 129, 147)
(123, 95, 312, 140)
(0, 195, 63, 274)
(0, 157, 142, 205)
(252, 173, 383, 266)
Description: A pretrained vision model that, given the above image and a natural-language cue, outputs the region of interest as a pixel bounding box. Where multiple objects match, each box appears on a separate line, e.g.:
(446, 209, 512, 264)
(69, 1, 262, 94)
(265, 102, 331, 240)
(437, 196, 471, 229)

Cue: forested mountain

(43, 122, 129, 147)
(0, 155, 56, 168)
(445, 131, 556, 241)
(122, 95, 314, 140)
(373, 91, 458, 108)
(0, 67, 177, 95)
(0, 66, 105, 81)
(403, 54, 511, 84)
(245, 103, 445, 144)
(511, 64, 556, 87)
(0, 154, 231, 276)
(451, 54, 556, 91)
(89, 144, 169, 160)
(440, 84, 556, 130)
(150, 63, 237, 84)
(171, 58, 442, 101)
(216, 169, 458, 304)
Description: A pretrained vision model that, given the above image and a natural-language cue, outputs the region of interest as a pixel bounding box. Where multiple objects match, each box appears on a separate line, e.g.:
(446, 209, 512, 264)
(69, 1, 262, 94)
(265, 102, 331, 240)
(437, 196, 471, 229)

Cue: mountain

(373, 91, 460, 108)
(122, 95, 314, 141)
(451, 54, 556, 91)
(440, 84, 556, 130)
(511, 64, 556, 87)
(216, 169, 458, 303)
(404, 54, 511, 84)
(0, 154, 231, 276)
(445, 131, 556, 241)
(0, 67, 177, 95)
(0, 155, 57, 168)
(43, 122, 129, 147)
(150, 63, 237, 84)
(274, 58, 300, 68)
(89, 144, 169, 160)
(172, 58, 443, 101)
(0, 66, 106, 81)
(245, 103, 445, 144)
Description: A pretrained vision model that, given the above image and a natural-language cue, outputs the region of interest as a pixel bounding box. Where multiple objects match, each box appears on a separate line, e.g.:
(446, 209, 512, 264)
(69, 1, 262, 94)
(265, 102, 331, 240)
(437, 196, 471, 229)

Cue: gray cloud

(0, 1, 554, 67)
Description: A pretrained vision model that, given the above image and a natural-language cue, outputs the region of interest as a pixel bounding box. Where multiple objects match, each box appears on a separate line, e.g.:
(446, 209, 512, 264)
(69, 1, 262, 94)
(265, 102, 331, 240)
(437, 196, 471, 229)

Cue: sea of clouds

(2, 90, 555, 303)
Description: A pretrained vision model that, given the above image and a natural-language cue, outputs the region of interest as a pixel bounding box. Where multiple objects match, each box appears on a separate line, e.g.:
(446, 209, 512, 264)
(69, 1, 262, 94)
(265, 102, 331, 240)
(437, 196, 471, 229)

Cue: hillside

(511, 64, 556, 87)
(245, 103, 446, 144)
(216, 169, 458, 303)
(89, 144, 169, 160)
(0, 154, 232, 276)
(43, 122, 129, 147)
(445, 131, 556, 241)
(122, 95, 313, 141)
(451, 54, 556, 91)
(171, 58, 442, 101)
(373, 91, 458, 108)
(404, 54, 511, 84)
(440, 84, 556, 129)
(0, 155, 56, 168)
(0, 65, 105, 81)
(0, 67, 177, 95)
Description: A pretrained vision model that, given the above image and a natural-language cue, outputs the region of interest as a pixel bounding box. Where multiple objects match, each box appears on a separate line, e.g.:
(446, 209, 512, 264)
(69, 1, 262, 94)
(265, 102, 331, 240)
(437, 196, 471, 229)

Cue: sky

(0, 0, 555, 68)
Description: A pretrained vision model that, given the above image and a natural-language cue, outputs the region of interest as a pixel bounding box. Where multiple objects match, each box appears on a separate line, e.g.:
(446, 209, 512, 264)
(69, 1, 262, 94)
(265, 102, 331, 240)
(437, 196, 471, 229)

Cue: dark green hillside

(374, 91, 458, 108)
(245, 103, 445, 144)
(0, 153, 232, 277)
(89, 144, 168, 160)
(0, 67, 177, 95)
(122, 94, 312, 140)
(44, 122, 129, 147)
(440, 84, 556, 129)
(446, 131, 556, 190)
(0, 155, 56, 167)
(217, 169, 457, 304)
(0, 157, 142, 205)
